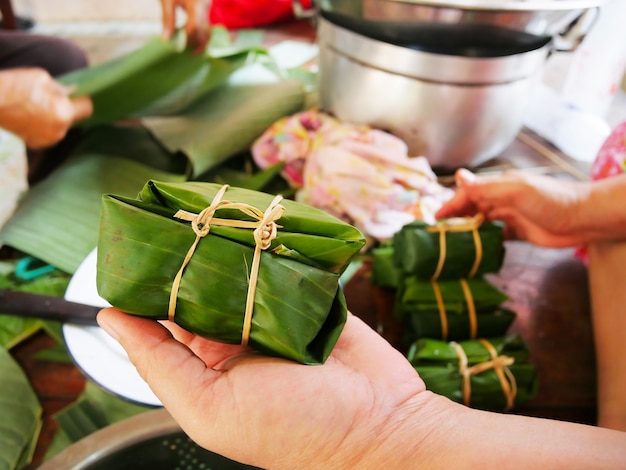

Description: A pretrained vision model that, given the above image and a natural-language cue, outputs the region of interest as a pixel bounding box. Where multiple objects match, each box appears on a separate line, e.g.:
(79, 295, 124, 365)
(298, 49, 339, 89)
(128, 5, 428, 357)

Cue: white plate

(63, 248, 162, 407)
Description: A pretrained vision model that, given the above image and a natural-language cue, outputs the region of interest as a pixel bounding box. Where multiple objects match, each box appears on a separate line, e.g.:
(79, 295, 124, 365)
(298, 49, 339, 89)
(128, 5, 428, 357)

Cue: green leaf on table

(143, 73, 305, 177)
(45, 382, 152, 461)
(0, 126, 187, 274)
(59, 27, 262, 126)
(0, 347, 42, 470)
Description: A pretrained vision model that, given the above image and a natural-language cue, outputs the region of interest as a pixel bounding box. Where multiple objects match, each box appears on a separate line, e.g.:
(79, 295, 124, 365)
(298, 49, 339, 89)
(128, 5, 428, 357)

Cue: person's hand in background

(436, 168, 608, 247)
(0, 68, 92, 149)
(160, 0, 211, 52)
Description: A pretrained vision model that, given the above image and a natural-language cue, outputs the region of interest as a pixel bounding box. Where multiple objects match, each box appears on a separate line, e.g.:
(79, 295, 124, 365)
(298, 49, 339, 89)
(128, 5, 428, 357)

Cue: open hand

(96, 308, 430, 469)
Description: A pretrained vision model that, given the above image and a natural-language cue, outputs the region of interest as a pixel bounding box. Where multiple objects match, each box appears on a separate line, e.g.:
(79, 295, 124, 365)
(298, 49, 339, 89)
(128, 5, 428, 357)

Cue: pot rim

(372, 0, 606, 11)
(38, 408, 178, 470)
(318, 17, 550, 84)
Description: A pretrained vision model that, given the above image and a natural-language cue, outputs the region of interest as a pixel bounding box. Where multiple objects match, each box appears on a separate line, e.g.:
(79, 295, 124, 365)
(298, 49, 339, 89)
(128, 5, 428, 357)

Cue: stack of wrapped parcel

(378, 216, 514, 342)
(96, 180, 366, 364)
(396, 277, 517, 342)
(407, 334, 538, 411)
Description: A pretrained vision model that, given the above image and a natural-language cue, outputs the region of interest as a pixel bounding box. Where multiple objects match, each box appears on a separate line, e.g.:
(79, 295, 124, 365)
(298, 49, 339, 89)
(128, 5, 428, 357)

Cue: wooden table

(11, 20, 598, 467)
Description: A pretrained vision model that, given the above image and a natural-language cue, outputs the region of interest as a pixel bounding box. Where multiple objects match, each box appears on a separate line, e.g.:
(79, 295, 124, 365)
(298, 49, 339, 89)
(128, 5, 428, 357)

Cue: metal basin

(38, 408, 260, 470)
(312, 0, 606, 38)
(317, 15, 552, 168)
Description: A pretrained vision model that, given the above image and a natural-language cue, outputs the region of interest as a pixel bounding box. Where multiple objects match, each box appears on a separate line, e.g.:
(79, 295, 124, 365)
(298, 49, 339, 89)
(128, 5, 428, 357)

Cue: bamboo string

(168, 185, 285, 346)
(431, 281, 449, 340)
(431, 279, 478, 340)
(451, 339, 518, 411)
(426, 214, 484, 281)
(459, 279, 478, 340)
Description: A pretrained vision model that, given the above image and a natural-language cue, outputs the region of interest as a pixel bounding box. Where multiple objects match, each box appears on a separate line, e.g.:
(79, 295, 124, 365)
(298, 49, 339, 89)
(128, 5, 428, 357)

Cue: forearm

(408, 394, 626, 469)
(573, 173, 626, 243)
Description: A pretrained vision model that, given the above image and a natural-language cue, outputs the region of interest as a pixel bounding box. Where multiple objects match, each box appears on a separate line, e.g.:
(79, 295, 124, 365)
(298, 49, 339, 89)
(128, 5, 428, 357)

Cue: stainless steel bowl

(38, 408, 259, 470)
(317, 15, 551, 168)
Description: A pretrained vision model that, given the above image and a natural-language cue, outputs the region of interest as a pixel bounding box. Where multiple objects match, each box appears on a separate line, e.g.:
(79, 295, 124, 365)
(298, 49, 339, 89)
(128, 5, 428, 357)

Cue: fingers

(160, 0, 210, 51)
(160, 319, 250, 369)
(160, 0, 176, 40)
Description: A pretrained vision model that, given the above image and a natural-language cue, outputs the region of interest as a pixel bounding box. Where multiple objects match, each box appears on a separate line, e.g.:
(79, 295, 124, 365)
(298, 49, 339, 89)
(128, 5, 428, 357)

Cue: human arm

(435, 168, 626, 247)
(160, 0, 211, 51)
(97, 308, 626, 469)
(0, 68, 92, 149)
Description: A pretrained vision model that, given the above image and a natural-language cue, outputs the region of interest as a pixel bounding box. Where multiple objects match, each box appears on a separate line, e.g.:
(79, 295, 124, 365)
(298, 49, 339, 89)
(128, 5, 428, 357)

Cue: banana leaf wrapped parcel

(393, 216, 505, 280)
(396, 277, 516, 342)
(96, 181, 366, 364)
(407, 335, 538, 412)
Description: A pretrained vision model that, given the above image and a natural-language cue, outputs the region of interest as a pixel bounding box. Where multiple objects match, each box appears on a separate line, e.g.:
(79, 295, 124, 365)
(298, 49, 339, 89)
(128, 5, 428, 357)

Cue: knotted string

(168, 185, 285, 346)
(451, 338, 518, 411)
(431, 278, 477, 341)
(426, 214, 484, 281)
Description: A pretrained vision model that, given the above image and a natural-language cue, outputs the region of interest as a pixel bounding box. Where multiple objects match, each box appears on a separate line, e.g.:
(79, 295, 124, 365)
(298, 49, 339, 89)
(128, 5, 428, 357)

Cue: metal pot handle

(552, 7, 600, 52)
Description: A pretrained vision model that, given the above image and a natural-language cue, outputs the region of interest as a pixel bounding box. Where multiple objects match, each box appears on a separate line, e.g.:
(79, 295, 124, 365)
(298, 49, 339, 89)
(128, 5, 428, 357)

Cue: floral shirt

(590, 121, 626, 180)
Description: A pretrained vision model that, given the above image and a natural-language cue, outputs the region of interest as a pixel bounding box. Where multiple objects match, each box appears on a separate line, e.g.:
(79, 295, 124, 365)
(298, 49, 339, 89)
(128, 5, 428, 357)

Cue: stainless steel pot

(317, 15, 552, 168)
(297, 0, 605, 38)
(38, 408, 260, 470)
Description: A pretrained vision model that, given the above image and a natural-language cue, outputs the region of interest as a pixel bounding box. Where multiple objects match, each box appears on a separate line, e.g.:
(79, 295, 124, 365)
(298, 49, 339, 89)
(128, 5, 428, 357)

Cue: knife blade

(0, 289, 101, 325)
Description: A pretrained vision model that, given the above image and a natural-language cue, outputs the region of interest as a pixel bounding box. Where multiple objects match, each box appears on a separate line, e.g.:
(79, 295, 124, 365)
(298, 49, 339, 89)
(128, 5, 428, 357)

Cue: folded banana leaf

(393, 217, 505, 280)
(59, 27, 266, 126)
(97, 180, 366, 364)
(407, 335, 538, 411)
(396, 277, 514, 342)
(403, 305, 516, 343)
(370, 244, 400, 289)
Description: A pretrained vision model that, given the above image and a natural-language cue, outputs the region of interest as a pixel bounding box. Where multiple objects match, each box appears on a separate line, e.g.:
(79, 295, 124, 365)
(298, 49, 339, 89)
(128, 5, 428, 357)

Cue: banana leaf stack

(369, 216, 514, 342)
(96, 180, 366, 365)
(407, 335, 538, 411)
(392, 216, 505, 281)
(396, 277, 516, 342)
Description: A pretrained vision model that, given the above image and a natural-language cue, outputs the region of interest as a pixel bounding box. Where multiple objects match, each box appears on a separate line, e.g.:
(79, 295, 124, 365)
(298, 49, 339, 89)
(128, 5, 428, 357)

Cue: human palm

(97, 309, 428, 469)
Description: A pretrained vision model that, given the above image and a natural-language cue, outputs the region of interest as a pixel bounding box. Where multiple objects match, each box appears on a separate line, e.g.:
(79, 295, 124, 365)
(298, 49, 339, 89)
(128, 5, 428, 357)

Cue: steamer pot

(38, 408, 259, 470)
(298, 0, 605, 38)
(317, 15, 552, 168)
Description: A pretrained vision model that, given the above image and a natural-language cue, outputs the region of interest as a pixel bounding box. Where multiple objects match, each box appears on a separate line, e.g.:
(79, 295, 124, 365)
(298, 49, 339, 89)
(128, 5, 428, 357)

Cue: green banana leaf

(142, 74, 305, 177)
(97, 181, 365, 364)
(403, 305, 516, 343)
(0, 347, 42, 470)
(395, 277, 514, 342)
(45, 382, 150, 461)
(393, 218, 505, 280)
(396, 277, 508, 319)
(407, 335, 538, 412)
(59, 27, 265, 126)
(0, 127, 187, 273)
(370, 244, 401, 289)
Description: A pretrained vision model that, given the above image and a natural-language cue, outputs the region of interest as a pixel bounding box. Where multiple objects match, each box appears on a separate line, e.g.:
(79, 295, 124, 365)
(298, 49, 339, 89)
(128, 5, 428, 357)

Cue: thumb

(96, 308, 220, 410)
(454, 168, 477, 188)
(70, 96, 93, 123)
